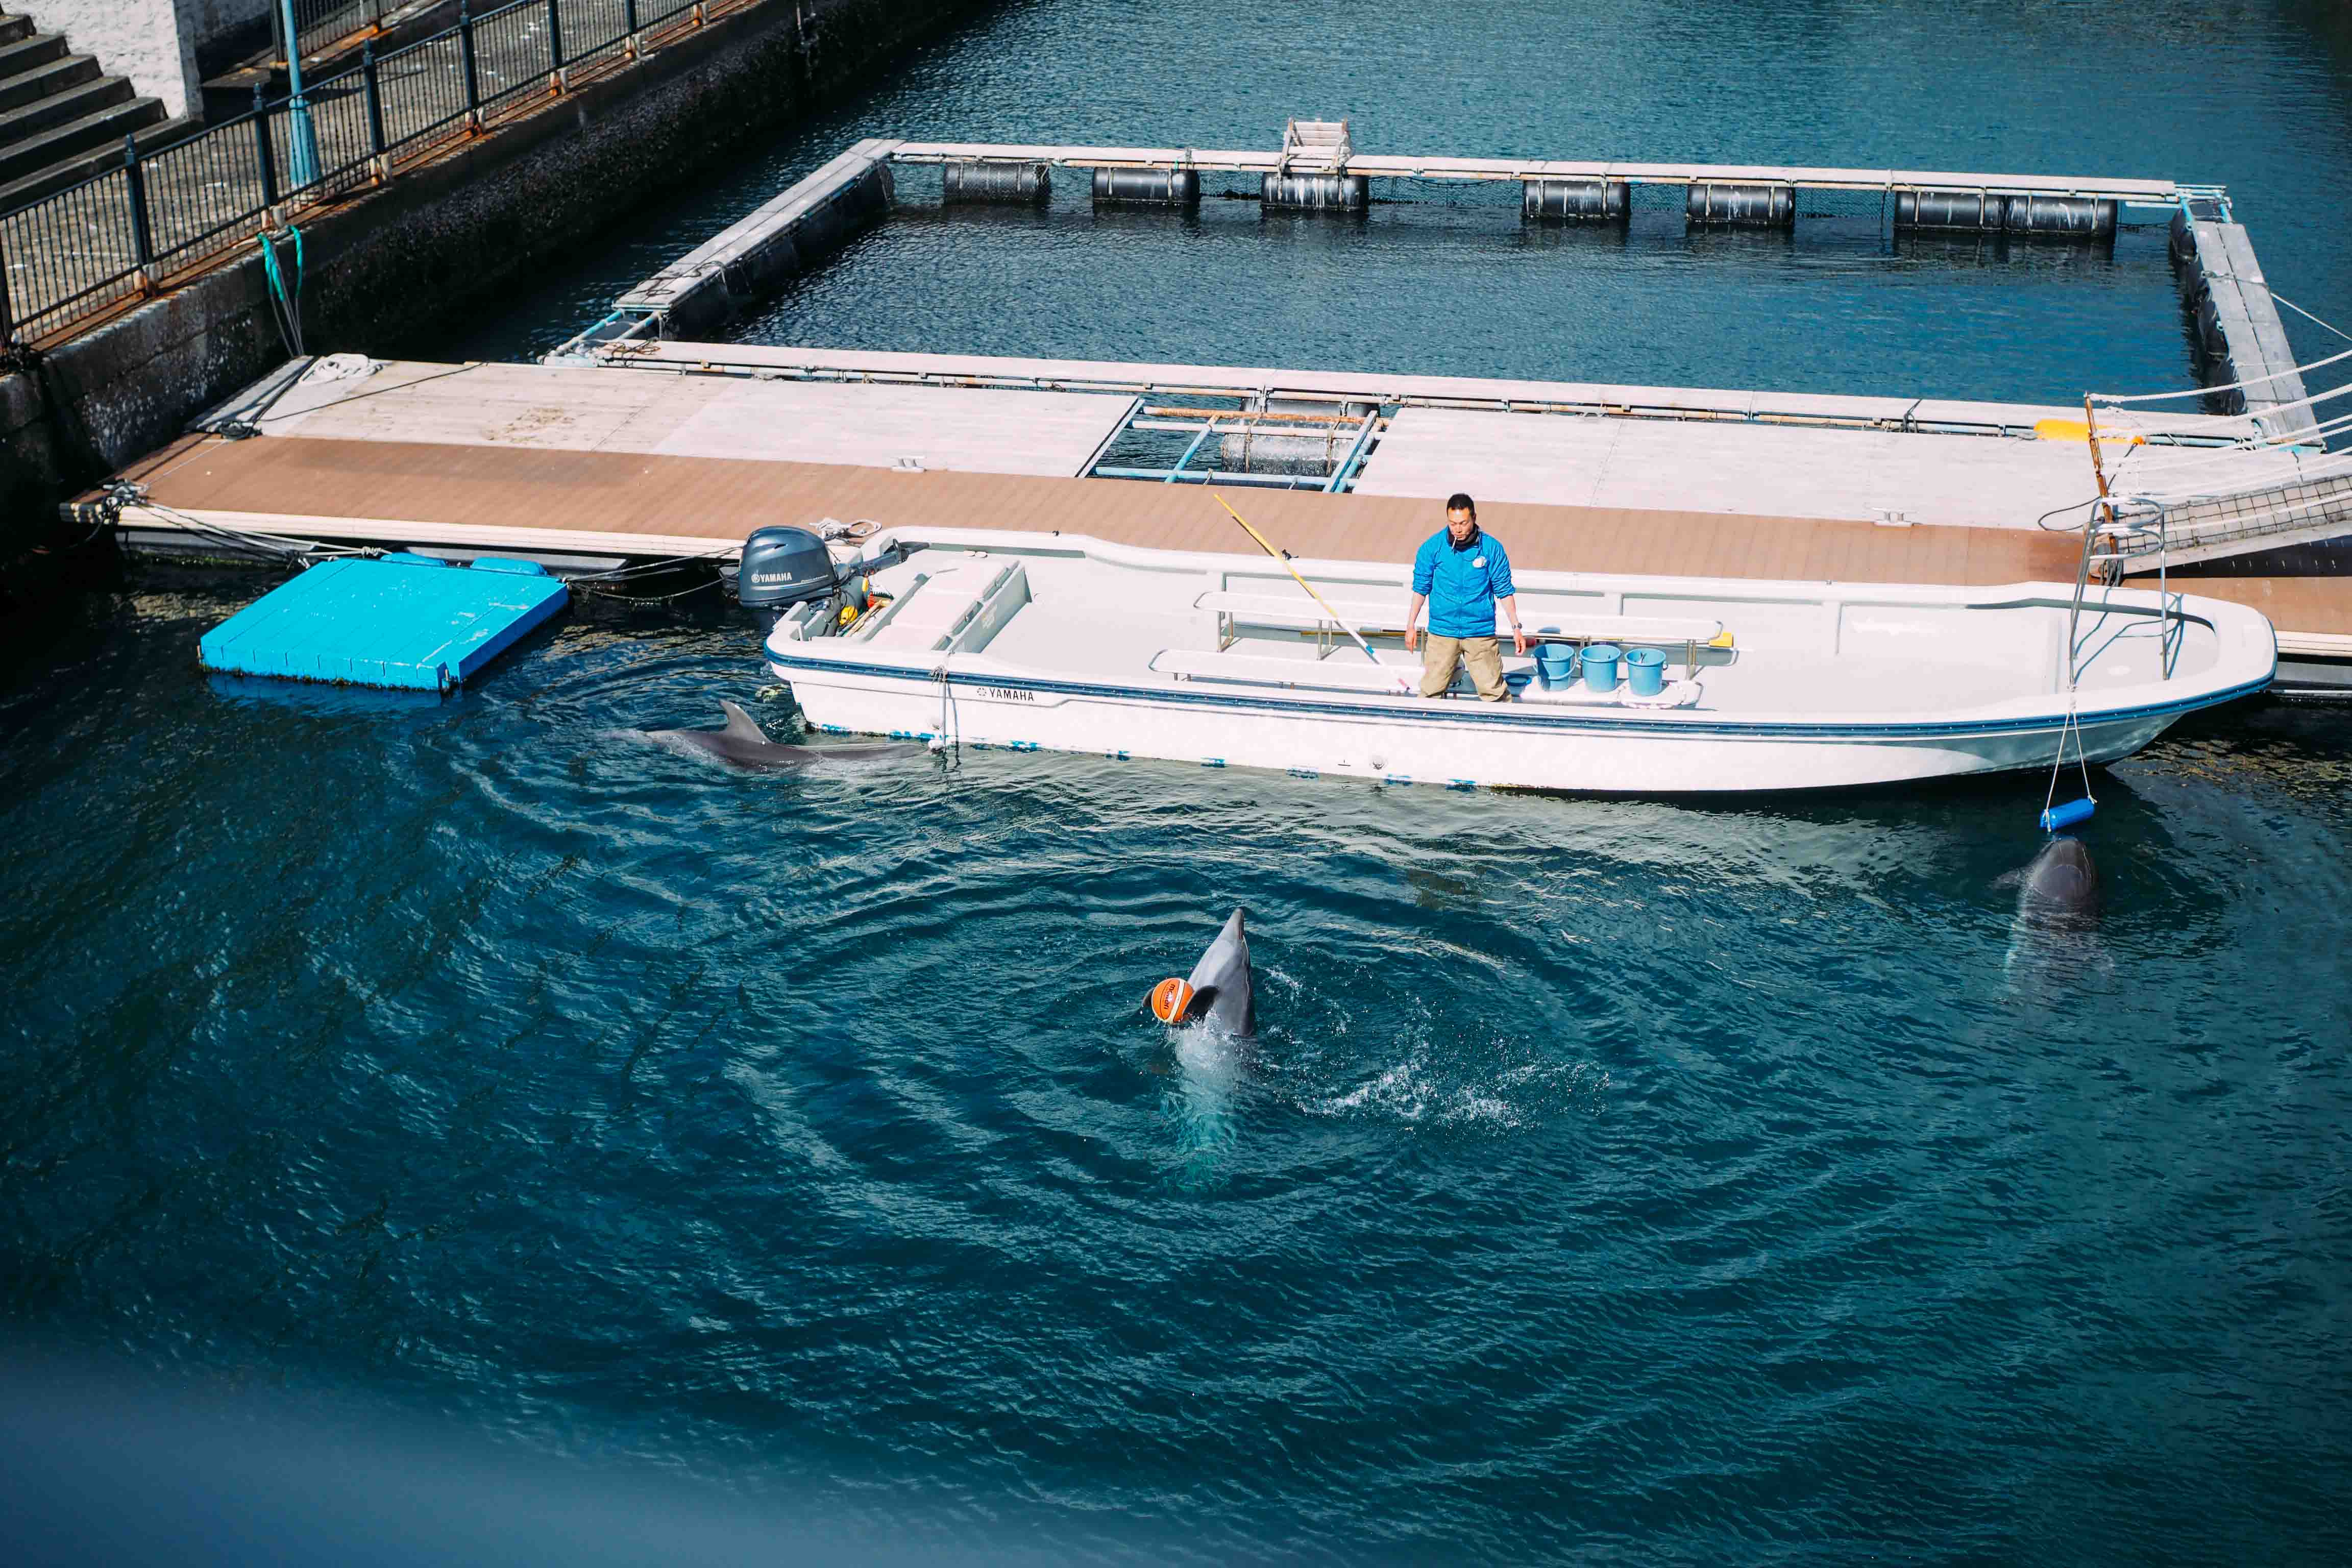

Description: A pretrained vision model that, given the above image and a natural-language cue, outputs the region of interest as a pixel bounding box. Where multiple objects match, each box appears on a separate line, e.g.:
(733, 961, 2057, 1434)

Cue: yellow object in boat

(2033, 418, 2145, 446)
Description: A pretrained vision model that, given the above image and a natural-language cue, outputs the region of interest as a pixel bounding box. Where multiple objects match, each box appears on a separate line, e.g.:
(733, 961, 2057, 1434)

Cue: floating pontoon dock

(76, 125, 2352, 691)
(551, 126, 2320, 446)
(87, 353, 2352, 684)
(198, 553, 567, 691)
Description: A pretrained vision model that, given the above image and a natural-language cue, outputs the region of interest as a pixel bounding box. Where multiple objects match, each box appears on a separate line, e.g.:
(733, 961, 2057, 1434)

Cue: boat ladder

(2073, 499, 2187, 682)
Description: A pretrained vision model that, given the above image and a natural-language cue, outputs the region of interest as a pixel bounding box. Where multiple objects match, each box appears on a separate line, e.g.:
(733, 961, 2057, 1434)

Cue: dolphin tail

(719, 701, 772, 745)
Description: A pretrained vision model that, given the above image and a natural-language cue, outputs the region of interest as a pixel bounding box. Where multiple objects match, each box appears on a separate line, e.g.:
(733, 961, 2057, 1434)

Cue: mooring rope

(2041, 692, 2096, 826)
(118, 491, 374, 564)
(2091, 287, 2352, 406)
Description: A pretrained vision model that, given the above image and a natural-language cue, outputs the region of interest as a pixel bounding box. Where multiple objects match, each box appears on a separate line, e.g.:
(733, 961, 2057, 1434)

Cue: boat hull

(766, 655, 2226, 793)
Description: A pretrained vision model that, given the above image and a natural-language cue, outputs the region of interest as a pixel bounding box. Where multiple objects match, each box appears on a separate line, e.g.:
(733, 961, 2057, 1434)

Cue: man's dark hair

(1446, 493, 1476, 516)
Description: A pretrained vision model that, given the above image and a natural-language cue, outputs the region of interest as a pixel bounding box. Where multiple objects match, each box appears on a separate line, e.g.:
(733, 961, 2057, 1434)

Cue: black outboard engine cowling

(734, 526, 839, 639)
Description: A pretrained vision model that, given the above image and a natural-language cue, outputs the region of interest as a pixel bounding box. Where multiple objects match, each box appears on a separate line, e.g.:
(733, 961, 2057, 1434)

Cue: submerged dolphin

(2001, 835, 2106, 996)
(2013, 836, 2102, 932)
(642, 701, 919, 771)
(1150, 908, 1256, 1037)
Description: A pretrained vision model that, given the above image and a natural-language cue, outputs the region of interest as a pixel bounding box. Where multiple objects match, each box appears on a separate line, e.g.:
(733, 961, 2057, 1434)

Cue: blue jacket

(1411, 527, 1516, 639)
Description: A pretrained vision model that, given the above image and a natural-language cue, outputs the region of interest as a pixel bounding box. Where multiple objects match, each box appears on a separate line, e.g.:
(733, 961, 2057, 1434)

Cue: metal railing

(0, 0, 761, 349)
(285, 0, 404, 65)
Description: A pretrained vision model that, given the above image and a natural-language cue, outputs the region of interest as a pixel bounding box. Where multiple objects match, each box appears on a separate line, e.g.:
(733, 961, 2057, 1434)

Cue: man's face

(1447, 508, 1477, 544)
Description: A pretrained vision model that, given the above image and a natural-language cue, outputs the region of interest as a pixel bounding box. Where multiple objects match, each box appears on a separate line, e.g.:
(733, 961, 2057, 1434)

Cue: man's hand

(1404, 625, 1419, 653)
(1512, 626, 1529, 656)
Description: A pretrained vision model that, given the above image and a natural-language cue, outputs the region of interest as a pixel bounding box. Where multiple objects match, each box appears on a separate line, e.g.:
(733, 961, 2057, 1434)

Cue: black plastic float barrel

(1092, 168, 1200, 206)
(1686, 182, 1795, 227)
(1523, 178, 1629, 221)
(1216, 429, 1355, 476)
(1893, 189, 2007, 230)
(1893, 188, 2115, 237)
(1261, 173, 1369, 211)
(2169, 209, 2198, 265)
(2002, 194, 2116, 237)
(944, 161, 1051, 205)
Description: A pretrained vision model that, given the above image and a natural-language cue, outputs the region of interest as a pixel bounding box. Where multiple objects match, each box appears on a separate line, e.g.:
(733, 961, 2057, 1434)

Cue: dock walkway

(106, 425, 2352, 660)
(92, 352, 2352, 667)
(114, 431, 2085, 588)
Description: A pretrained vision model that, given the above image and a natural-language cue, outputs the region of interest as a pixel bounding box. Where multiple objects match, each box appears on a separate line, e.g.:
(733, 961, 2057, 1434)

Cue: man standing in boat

(1404, 493, 1529, 701)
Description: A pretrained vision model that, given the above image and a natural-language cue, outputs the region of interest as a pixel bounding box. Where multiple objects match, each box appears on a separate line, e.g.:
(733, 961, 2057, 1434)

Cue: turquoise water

(452, 0, 2352, 410)
(12, 1, 2352, 1559)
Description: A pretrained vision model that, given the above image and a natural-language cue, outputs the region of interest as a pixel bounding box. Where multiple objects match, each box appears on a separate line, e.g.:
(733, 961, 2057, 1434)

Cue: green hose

(260, 225, 305, 358)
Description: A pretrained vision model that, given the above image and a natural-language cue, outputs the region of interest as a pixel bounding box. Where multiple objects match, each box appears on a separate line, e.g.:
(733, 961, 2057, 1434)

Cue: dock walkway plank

(109, 435, 2352, 645)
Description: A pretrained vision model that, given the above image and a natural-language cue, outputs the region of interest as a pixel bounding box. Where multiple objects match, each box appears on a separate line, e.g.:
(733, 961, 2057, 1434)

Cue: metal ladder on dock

(1278, 118, 1352, 176)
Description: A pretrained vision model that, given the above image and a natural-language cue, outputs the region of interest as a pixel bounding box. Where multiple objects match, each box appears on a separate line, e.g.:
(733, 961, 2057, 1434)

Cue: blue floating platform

(198, 555, 568, 692)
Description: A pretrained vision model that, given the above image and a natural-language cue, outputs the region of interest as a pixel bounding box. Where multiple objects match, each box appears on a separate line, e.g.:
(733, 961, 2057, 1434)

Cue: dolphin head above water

(2016, 835, 2102, 930)
(1150, 908, 1256, 1037)
(642, 701, 919, 771)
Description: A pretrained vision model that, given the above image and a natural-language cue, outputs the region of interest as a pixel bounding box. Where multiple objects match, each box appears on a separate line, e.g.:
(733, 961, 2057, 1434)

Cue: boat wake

(1162, 1019, 1246, 1187)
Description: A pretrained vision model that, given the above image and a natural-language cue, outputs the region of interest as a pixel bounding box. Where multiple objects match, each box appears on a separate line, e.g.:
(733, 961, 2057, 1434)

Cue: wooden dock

(96, 389, 2352, 671)
(165, 353, 2315, 539)
(114, 430, 2087, 587)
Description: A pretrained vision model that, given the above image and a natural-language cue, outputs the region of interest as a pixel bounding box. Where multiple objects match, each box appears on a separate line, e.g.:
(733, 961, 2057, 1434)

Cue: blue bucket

(1583, 643, 1623, 692)
(1625, 646, 1668, 696)
(1534, 644, 1576, 689)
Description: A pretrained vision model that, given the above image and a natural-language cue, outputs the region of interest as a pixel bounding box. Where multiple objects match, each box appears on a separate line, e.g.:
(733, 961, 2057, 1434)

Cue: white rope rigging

(2091, 286, 2352, 405)
(2112, 444, 2352, 506)
(2089, 340, 2352, 406)
(2042, 693, 2095, 824)
(2270, 290, 2352, 344)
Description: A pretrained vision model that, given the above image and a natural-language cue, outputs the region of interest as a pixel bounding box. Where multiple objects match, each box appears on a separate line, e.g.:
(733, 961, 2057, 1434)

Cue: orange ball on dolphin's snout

(1149, 977, 1195, 1024)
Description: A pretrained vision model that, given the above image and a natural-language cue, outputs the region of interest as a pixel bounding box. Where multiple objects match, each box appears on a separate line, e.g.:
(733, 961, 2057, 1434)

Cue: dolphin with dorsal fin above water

(640, 701, 920, 771)
(1149, 909, 1256, 1037)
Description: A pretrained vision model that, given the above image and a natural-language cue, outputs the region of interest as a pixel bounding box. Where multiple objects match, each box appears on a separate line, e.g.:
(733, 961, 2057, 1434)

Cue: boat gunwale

(774, 529, 2277, 738)
(764, 646, 2274, 742)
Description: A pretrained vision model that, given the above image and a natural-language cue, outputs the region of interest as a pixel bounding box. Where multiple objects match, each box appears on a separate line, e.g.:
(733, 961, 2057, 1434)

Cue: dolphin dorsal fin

(719, 701, 770, 744)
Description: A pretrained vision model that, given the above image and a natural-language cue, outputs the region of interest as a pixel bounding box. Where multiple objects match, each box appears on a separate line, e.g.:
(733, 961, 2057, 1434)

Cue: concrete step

(0, 72, 130, 149)
(0, 92, 164, 189)
(0, 15, 32, 50)
(0, 111, 194, 211)
(0, 51, 99, 114)
(0, 28, 64, 81)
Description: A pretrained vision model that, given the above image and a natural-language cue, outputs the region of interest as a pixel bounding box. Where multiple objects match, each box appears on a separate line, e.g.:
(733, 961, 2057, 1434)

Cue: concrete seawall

(1, 0, 991, 559)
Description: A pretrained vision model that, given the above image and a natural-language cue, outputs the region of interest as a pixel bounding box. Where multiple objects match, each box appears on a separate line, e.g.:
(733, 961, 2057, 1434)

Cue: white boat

(758, 527, 2276, 793)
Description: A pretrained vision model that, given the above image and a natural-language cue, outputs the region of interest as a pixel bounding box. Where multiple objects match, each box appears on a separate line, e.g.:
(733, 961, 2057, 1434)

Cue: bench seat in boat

(1153, 646, 1538, 695)
(1194, 591, 1726, 648)
(1153, 647, 1705, 707)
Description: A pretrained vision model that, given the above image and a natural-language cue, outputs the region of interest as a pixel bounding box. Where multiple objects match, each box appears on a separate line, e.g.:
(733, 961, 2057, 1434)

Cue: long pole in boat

(2065, 393, 2117, 687)
(2041, 397, 2113, 833)
(1210, 491, 1415, 694)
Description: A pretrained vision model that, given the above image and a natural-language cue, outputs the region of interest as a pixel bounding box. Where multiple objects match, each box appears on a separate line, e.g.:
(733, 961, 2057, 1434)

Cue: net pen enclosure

(759, 529, 2275, 794)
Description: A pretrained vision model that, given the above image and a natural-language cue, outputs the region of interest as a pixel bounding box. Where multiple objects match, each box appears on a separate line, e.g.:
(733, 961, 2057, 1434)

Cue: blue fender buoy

(2040, 797, 2097, 832)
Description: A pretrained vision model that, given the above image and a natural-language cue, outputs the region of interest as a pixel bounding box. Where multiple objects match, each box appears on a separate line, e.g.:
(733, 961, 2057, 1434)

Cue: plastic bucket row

(1532, 642, 1668, 695)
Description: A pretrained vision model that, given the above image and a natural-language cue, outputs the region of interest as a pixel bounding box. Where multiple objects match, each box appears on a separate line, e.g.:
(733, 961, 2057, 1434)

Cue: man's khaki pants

(1420, 634, 1508, 701)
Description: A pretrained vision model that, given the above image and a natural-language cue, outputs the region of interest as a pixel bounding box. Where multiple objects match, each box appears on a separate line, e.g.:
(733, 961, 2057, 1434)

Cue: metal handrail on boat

(2068, 401, 2185, 686)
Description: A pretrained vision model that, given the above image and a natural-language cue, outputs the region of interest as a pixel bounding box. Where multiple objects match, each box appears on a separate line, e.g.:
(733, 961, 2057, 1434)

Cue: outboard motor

(732, 526, 839, 640)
